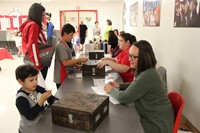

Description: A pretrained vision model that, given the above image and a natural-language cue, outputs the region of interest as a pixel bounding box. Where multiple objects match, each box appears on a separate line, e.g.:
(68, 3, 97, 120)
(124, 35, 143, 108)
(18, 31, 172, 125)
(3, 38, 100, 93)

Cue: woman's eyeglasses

(128, 53, 138, 60)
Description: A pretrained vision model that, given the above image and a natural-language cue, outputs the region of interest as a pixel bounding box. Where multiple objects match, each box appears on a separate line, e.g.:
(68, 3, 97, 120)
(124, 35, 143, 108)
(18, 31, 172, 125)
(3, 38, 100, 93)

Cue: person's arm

(27, 23, 42, 69)
(108, 74, 149, 104)
(106, 60, 130, 73)
(85, 30, 88, 37)
(97, 60, 130, 73)
(119, 82, 131, 90)
(47, 22, 53, 38)
(56, 44, 88, 67)
(36, 86, 59, 105)
(102, 57, 117, 62)
(61, 58, 88, 67)
(16, 97, 44, 120)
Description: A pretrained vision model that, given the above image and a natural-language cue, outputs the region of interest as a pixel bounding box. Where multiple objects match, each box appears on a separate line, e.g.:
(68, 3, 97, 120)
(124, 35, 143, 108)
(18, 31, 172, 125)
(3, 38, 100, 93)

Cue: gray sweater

(16, 92, 43, 133)
(108, 68, 174, 133)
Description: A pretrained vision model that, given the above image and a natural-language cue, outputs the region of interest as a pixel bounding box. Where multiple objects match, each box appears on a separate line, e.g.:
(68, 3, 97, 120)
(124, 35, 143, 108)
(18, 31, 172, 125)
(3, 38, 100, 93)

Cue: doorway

(60, 10, 98, 41)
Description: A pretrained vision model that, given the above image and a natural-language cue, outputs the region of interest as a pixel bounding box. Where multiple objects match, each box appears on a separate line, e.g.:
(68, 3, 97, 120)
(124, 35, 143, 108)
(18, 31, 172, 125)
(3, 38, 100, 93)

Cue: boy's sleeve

(56, 44, 69, 61)
(16, 97, 44, 120)
(47, 96, 59, 105)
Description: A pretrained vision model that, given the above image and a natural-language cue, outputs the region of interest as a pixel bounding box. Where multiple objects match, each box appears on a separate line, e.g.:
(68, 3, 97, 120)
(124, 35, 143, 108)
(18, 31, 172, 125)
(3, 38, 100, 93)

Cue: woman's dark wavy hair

(28, 3, 45, 29)
(119, 33, 137, 45)
(134, 40, 157, 76)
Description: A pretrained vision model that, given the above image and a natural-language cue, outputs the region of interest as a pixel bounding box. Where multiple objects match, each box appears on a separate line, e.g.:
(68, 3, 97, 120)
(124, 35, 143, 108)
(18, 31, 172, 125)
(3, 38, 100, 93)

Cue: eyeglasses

(128, 53, 138, 60)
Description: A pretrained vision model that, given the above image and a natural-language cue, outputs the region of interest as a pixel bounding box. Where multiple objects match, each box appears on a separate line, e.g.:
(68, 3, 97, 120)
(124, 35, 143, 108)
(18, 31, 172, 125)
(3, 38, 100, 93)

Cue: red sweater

(20, 20, 47, 69)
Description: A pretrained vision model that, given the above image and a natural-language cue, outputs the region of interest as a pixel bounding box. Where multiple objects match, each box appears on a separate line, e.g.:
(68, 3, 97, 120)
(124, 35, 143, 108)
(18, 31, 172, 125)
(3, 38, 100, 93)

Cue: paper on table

(91, 86, 119, 105)
(93, 79, 106, 86)
(38, 71, 48, 90)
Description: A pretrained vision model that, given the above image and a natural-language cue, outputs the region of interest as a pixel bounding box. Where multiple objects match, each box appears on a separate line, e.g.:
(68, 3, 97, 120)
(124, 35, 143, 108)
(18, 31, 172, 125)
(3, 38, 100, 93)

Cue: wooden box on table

(51, 91, 109, 132)
(82, 60, 105, 76)
(89, 50, 104, 60)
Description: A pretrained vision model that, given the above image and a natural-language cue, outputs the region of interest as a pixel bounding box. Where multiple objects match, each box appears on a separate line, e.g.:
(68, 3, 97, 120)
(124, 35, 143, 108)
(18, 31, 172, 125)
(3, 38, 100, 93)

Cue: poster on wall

(122, 2, 127, 30)
(174, 0, 200, 27)
(143, 0, 161, 27)
(130, 2, 138, 27)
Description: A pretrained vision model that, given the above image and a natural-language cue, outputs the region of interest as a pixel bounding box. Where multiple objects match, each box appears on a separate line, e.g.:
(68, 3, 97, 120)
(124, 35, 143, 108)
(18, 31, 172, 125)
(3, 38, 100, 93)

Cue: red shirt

(117, 47, 134, 82)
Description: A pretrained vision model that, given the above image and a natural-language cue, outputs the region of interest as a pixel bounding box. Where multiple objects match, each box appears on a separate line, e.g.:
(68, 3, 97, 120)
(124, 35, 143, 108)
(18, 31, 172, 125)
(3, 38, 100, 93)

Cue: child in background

(15, 64, 58, 133)
(13, 31, 23, 57)
(73, 32, 81, 51)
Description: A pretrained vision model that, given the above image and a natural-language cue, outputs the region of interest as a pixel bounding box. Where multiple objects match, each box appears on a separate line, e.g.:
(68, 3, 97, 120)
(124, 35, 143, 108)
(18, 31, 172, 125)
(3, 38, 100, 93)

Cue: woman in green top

(103, 19, 112, 41)
(104, 40, 174, 133)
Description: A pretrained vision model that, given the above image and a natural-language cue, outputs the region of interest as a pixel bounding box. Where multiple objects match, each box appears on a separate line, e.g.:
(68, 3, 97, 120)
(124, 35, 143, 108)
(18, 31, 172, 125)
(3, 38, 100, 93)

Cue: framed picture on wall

(143, 0, 161, 27)
(122, 2, 127, 31)
(130, 1, 138, 27)
(174, 0, 200, 27)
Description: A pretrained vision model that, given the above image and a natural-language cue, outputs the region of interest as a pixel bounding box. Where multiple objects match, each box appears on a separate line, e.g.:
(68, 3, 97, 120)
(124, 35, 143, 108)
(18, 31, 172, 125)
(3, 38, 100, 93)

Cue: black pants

(47, 37, 53, 46)
(80, 36, 86, 44)
(40, 66, 48, 80)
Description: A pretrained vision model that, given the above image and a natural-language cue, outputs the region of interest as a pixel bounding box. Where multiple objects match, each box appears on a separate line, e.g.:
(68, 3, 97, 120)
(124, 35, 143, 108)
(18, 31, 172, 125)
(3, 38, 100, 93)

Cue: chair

(168, 92, 185, 133)
(157, 66, 167, 89)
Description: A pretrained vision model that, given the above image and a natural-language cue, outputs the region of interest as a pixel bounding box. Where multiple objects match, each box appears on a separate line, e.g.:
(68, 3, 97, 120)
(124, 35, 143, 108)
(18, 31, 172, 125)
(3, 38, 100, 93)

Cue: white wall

(124, 0, 200, 130)
(0, 0, 123, 39)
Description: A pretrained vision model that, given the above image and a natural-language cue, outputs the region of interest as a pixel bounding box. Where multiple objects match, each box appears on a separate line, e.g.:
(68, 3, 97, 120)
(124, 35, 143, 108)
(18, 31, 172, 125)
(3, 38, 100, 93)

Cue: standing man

(46, 13, 54, 46)
(79, 20, 88, 50)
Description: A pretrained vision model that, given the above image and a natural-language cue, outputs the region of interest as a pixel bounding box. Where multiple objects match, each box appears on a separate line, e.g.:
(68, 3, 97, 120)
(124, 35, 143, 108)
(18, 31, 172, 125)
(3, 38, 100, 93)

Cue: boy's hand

(38, 90, 52, 106)
(75, 64, 82, 69)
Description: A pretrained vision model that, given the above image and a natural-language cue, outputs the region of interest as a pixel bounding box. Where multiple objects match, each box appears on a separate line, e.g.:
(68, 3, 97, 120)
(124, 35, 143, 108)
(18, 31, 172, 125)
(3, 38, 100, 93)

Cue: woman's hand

(97, 60, 108, 68)
(108, 81, 120, 88)
(104, 83, 113, 93)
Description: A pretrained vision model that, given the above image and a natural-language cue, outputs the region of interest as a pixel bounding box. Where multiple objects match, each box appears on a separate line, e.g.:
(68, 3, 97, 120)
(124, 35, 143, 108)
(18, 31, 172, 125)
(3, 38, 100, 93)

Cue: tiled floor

(0, 54, 193, 133)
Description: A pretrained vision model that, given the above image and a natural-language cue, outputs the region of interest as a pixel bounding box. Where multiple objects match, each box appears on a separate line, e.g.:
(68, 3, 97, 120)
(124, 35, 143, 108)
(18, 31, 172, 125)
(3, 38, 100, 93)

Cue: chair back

(158, 66, 167, 89)
(168, 92, 185, 133)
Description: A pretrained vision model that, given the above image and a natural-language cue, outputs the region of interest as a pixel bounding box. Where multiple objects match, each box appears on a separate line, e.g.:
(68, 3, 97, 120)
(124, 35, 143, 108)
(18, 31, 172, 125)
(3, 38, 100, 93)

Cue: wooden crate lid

(52, 91, 108, 113)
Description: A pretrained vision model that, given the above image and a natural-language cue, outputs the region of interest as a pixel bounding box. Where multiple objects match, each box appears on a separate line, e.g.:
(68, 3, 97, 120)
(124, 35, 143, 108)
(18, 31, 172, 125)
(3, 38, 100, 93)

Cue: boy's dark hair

(133, 40, 157, 76)
(119, 33, 137, 45)
(15, 65, 39, 82)
(28, 3, 45, 29)
(61, 23, 75, 36)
